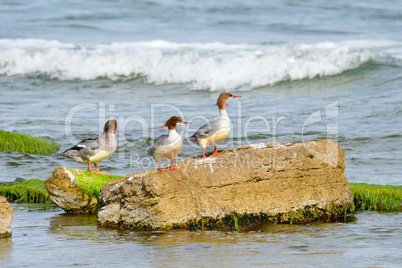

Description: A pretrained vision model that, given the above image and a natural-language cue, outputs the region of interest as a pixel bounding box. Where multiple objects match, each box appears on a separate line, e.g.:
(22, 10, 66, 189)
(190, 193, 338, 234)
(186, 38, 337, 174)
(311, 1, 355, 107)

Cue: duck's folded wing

(148, 134, 167, 155)
(191, 122, 213, 139)
(64, 136, 100, 153)
(79, 136, 100, 150)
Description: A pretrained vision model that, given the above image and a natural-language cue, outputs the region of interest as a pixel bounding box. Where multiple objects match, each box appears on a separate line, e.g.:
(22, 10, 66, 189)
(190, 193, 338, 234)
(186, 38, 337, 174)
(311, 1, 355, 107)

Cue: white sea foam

(0, 38, 399, 91)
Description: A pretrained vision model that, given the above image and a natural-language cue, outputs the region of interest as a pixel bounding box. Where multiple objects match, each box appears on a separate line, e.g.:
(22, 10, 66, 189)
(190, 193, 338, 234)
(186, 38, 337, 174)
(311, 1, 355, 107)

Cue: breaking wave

(0, 38, 399, 91)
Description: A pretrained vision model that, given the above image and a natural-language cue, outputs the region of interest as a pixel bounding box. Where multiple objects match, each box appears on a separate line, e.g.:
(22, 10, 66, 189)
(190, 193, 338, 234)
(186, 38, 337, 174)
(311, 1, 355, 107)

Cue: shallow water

(1, 65, 401, 184)
(0, 204, 401, 267)
(1, 0, 401, 266)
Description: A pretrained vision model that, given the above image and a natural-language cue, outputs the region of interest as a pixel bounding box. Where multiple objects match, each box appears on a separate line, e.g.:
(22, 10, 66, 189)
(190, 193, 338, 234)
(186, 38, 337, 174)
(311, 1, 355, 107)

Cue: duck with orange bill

(148, 116, 191, 172)
(189, 93, 241, 159)
(60, 120, 117, 176)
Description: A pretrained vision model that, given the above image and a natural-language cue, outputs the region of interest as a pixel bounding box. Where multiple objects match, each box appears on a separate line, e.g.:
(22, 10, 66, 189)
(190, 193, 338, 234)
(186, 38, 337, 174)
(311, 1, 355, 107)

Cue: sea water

(0, 0, 401, 266)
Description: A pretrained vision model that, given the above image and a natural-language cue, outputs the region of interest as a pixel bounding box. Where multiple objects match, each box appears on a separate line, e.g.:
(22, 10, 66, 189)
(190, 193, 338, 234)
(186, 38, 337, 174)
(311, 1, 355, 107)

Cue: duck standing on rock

(189, 93, 240, 159)
(60, 120, 117, 176)
(148, 116, 190, 172)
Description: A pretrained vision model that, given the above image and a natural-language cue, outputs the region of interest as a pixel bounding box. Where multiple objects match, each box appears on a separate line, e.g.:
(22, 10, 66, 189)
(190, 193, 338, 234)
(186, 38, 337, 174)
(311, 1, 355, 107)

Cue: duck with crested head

(189, 93, 241, 159)
(60, 120, 117, 176)
(148, 116, 191, 172)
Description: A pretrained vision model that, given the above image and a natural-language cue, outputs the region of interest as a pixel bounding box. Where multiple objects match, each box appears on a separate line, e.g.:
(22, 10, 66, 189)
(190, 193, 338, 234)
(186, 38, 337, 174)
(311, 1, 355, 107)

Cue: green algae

(233, 215, 240, 231)
(67, 168, 123, 201)
(0, 129, 60, 156)
(349, 183, 401, 212)
(0, 178, 50, 203)
(344, 206, 348, 221)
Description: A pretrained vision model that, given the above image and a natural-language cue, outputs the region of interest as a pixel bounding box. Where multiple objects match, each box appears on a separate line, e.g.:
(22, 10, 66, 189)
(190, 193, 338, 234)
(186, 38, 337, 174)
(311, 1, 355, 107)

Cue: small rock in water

(0, 196, 12, 238)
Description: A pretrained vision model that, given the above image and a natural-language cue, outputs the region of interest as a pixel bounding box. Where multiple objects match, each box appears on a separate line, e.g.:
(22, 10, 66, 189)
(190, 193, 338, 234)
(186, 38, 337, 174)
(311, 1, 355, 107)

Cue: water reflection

(2, 204, 401, 267)
(0, 237, 12, 260)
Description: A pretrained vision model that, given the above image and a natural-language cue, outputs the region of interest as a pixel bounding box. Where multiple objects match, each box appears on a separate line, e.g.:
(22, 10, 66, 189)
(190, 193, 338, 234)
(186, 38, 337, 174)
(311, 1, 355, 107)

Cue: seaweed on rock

(0, 178, 50, 203)
(0, 129, 60, 156)
(67, 168, 123, 201)
(350, 183, 401, 212)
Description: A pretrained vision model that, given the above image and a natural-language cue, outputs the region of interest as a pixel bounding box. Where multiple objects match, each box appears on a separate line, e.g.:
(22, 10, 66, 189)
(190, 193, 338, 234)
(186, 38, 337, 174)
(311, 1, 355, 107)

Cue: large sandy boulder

(98, 140, 353, 231)
(0, 196, 12, 237)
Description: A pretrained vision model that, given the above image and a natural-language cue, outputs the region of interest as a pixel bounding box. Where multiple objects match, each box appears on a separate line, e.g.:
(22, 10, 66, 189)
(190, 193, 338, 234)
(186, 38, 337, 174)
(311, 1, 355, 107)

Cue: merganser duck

(148, 116, 190, 172)
(189, 93, 240, 159)
(60, 120, 117, 176)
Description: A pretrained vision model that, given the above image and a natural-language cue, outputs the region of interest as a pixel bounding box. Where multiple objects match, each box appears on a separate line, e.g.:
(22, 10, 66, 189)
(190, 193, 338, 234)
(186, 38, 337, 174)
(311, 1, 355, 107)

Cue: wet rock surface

(98, 140, 353, 230)
(44, 167, 98, 213)
(0, 196, 12, 237)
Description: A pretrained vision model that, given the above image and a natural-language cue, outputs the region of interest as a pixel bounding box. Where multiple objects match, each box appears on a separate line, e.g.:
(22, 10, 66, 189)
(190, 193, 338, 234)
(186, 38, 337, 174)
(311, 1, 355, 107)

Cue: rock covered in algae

(0, 129, 60, 156)
(0, 178, 50, 203)
(0, 196, 12, 237)
(44, 167, 122, 213)
(98, 140, 353, 231)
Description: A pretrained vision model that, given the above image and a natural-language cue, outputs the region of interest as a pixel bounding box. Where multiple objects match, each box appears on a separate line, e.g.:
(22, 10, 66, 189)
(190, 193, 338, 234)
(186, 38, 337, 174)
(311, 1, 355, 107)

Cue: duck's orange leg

(202, 148, 207, 159)
(170, 159, 181, 171)
(93, 163, 110, 176)
(212, 145, 222, 157)
(157, 160, 164, 172)
(87, 161, 93, 172)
